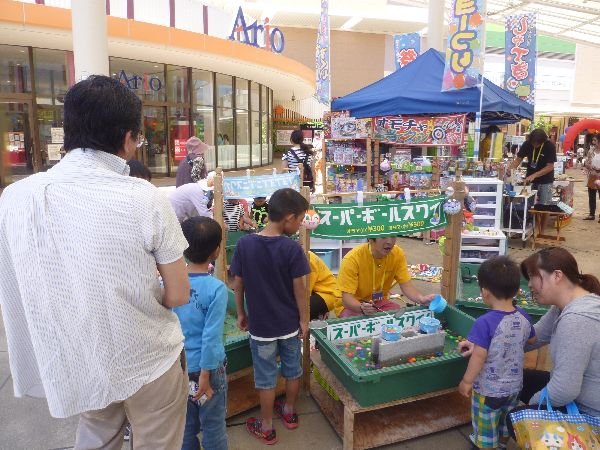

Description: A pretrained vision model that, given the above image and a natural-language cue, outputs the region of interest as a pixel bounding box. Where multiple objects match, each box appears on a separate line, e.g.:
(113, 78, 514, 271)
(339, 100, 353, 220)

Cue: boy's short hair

(268, 188, 308, 222)
(181, 217, 222, 264)
(477, 256, 520, 300)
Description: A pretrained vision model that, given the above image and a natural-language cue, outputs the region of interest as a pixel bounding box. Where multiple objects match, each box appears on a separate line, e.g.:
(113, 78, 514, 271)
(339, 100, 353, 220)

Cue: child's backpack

(289, 149, 314, 191)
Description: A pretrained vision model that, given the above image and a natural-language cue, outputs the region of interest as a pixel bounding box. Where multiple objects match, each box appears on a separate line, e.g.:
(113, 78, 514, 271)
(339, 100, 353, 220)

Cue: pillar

(71, 0, 109, 81)
(426, 0, 445, 52)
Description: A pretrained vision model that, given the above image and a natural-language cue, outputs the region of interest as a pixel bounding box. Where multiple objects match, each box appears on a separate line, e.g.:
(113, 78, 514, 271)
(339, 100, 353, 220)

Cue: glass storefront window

(38, 105, 64, 169)
(262, 113, 269, 165)
(236, 78, 249, 110)
(236, 109, 250, 168)
(193, 107, 215, 171)
(251, 110, 261, 167)
(142, 106, 168, 175)
(110, 58, 166, 102)
(216, 74, 232, 109)
(1, 102, 34, 185)
(250, 82, 259, 112)
(0, 45, 31, 94)
(217, 107, 234, 169)
(193, 70, 213, 106)
(169, 106, 190, 169)
(34, 49, 69, 106)
(261, 85, 267, 115)
(166, 65, 188, 104)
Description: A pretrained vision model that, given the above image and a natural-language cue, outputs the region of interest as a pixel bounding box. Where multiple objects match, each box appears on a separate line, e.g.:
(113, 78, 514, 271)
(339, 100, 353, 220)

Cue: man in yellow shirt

(308, 251, 339, 320)
(335, 237, 435, 317)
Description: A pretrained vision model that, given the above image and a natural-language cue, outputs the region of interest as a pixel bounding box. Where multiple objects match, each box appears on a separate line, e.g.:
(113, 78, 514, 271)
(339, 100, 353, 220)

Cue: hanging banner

(373, 114, 466, 146)
(311, 196, 447, 240)
(315, 0, 330, 105)
(505, 14, 537, 105)
(223, 172, 301, 199)
(442, 0, 485, 91)
(393, 33, 420, 70)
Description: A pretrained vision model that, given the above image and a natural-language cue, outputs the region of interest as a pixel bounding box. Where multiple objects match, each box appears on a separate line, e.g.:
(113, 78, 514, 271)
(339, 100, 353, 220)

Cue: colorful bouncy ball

(443, 198, 462, 215)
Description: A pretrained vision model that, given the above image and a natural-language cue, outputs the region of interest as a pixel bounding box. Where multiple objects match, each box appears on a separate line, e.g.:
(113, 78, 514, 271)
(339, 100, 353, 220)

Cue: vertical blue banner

(505, 14, 536, 105)
(393, 33, 420, 70)
(442, 0, 485, 91)
(315, 0, 330, 105)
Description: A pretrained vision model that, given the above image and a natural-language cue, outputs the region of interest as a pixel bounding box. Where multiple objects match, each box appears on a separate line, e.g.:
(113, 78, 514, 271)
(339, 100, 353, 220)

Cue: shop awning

(331, 49, 534, 125)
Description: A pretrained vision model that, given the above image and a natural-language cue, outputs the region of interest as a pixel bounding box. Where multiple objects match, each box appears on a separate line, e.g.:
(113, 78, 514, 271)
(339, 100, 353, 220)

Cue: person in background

(223, 198, 255, 232)
(230, 188, 310, 445)
(583, 134, 600, 221)
(174, 217, 228, 450)
(127, 159, 152, 181)
(458, 257, 535, 450)
(251, 197, 269, 228)
(308, 251, 339, 320)
(335, 236, 435, 317)
(176, 137, 208, 187)
(223, 134, 230, 145)
(0, 75, 190, 449)
(169, 172, 215, 223)
(479, 126, 500, 161)
(282, 129, 315, 192)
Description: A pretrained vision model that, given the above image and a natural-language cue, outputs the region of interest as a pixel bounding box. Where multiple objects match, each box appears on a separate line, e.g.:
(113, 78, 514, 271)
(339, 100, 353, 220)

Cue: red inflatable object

(563, 119, 600, 151)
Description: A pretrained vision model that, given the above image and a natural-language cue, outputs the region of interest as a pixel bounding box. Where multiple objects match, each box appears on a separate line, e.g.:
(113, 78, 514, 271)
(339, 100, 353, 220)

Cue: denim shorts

(249, 335, 302, 389)
(533, 182, 553, 205)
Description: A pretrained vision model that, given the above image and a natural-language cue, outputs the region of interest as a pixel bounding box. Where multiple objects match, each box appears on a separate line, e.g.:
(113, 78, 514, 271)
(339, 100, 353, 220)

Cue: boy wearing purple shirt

(459, 256, 536, 450)
(230, 188, 310, 445)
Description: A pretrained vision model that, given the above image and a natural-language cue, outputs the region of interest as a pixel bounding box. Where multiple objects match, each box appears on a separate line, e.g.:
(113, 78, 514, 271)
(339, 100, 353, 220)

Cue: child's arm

(197, 284, 228, 401)
(459, 345, 487, 397)
(293, 275, 309, 338)
(233, 275, 248, 331)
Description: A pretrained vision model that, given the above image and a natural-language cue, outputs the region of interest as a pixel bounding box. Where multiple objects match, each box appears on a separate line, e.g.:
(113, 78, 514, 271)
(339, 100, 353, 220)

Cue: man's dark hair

(478, 256, 520, 300)
(181, 217, 222, 264)
(127, 160, 152, 181)
(268, 188, 309, 222)
(63, 75, 142, 154)
(528, 128, 548, 146)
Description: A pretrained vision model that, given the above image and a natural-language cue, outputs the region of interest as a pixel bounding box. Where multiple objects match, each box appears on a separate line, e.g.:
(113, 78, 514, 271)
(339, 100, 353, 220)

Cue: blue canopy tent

(331, 49, 533, 126)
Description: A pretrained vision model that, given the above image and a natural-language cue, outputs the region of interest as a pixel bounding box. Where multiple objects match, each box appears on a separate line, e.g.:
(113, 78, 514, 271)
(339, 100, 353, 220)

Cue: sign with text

(373, 114, 466, 146)
(50, 127, 64, 144)
(442, 0, 485, 91)
(327, 310, 435, 341)
(223, 172, 301, 199)
(393, 33, 420, 70)
(228, 6, 284, 53)
(311, 196, 447, 240)
(505, 14, 537, 105)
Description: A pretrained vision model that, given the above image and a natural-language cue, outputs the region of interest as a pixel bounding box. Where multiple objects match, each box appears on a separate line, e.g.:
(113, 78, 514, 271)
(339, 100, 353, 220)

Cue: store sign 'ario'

(118, 70, 163, 92)
(228, 6, 284, 53)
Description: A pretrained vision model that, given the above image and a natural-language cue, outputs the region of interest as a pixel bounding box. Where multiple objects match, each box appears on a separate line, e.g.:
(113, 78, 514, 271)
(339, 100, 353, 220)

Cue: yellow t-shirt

(308, 251, 339, 312)
(334, 243, 411, 316)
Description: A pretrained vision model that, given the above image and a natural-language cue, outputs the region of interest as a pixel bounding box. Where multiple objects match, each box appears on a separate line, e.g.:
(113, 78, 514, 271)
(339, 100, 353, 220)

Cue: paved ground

(1, 166, 598, 449)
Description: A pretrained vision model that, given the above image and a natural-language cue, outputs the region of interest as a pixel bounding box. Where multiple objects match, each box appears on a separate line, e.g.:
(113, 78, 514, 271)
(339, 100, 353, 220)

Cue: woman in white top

(282, 129, 315, 191)
(583, 134, 600, 221)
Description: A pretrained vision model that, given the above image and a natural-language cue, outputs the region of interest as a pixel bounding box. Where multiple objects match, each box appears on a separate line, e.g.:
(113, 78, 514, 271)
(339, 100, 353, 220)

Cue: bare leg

(259, 388, 276, 430)
(285, 377, 301, 413)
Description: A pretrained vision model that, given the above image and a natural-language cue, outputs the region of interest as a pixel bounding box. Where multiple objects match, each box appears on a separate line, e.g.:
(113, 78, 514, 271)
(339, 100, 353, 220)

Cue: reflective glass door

(0, 101, 34, 186)
(142, 106, 168, 176)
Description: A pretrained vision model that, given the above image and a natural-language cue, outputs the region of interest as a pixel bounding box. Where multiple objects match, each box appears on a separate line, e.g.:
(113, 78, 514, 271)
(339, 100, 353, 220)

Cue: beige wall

(572, 43, 600, 106)
(280, 27, 387, 98)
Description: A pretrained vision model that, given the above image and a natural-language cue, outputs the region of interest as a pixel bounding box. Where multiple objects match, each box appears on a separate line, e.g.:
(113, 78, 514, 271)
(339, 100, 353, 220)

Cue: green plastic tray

(312, 305, 475, 407)
(456, 300, 549, 322)
(224, 288, 252, 374)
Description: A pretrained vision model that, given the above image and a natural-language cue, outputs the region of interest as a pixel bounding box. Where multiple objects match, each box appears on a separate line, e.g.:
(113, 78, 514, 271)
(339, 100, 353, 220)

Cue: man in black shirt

(509, 128, 557, 231)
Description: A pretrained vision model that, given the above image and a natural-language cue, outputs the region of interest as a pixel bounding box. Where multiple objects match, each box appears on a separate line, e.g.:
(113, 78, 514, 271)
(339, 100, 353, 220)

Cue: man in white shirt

(169, 171, 215, 223)
(0, 76, 191, 449)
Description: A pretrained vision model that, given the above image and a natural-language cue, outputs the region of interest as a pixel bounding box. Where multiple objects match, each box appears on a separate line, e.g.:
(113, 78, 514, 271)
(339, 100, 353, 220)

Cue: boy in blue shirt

(230, 188, 310, 445)
(174, 216, 228, 450)
(458, 256, 536, 450)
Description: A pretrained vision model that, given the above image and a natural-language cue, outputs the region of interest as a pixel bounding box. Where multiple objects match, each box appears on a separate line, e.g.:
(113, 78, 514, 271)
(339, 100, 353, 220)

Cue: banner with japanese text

(315, 0, 330, 105)
(393, 33, 420, 70)
(442, 0, 485, 91)
(311, 196, 447, 240)
(505, 14, 536, 105)
(223, 172, 300, 199)
(373, 114, 466, 146)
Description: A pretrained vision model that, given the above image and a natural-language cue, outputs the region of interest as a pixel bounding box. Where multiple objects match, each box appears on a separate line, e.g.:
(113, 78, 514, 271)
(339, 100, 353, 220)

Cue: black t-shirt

(517, 140, 557, 185)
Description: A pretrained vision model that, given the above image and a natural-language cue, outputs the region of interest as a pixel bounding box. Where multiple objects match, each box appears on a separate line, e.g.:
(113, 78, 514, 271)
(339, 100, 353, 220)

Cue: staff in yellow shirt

(335, 237, 435, 317)
(308, 251, 339, 320)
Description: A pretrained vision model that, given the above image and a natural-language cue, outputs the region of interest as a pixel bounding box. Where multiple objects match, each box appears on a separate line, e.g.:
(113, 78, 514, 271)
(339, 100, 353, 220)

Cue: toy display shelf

(460, 227, 507, 263)
(323, 138, 375, 194)
(311, 305, 474, 407)
(463, 177, 503, 230)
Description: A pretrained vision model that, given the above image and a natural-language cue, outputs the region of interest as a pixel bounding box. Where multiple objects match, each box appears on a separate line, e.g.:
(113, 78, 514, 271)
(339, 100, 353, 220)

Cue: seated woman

(334, 236, 435, 317)
(308, 251, 339, 320)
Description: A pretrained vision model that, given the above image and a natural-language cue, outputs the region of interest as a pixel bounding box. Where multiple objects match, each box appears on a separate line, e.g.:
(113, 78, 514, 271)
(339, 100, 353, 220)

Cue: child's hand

(458, 380, 472, 398)
(237, 312, 248, 331)
(457, 340, 474, 357)
(196, 371, 214, 402)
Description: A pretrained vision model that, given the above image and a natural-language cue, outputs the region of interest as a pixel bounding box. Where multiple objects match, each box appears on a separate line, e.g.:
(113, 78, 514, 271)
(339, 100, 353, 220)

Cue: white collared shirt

(0, 148, 188, 418)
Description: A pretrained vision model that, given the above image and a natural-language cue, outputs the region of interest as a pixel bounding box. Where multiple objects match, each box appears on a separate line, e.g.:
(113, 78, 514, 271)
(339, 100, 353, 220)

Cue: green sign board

(312, 196, 447, 240)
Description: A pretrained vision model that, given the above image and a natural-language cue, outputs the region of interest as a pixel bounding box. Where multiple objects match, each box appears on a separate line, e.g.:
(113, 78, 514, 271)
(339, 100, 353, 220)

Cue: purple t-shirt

(468, 307, 535, 398)
(229, 234, 311, 339)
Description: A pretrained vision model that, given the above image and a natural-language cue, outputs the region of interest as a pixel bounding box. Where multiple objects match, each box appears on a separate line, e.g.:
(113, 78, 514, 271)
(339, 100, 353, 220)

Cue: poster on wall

(276, 129, 294, 146)
(373, 114, 466, 146)
(331, 117, 372, 139)
(504, 13, 537, 105)
(393, 33, 420, 70)
(442, 0, 485, 91)
(174, 139, 187, 161)
(51, 127, 64, 144)
(47, 144, 63, 161)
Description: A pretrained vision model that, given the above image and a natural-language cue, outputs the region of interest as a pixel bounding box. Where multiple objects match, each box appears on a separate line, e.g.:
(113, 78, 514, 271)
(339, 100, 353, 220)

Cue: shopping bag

(510, 388, 600, 449)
